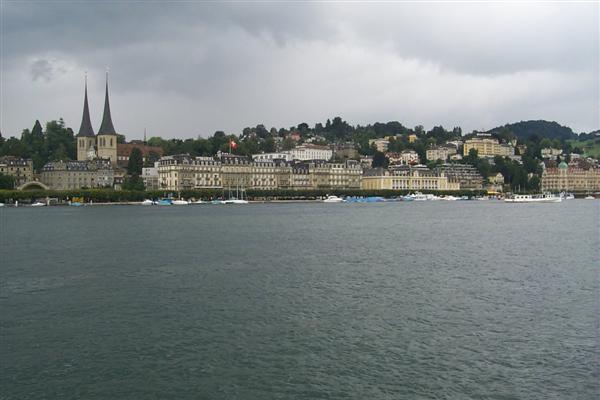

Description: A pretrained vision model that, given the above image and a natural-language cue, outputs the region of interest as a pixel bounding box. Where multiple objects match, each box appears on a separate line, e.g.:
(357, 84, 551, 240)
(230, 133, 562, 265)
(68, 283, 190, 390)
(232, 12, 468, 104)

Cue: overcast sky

(1, 1, 598, 139)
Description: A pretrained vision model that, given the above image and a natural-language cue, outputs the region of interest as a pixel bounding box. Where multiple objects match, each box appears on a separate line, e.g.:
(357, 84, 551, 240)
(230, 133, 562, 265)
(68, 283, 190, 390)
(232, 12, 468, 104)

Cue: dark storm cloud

(1, 1, 598, 138)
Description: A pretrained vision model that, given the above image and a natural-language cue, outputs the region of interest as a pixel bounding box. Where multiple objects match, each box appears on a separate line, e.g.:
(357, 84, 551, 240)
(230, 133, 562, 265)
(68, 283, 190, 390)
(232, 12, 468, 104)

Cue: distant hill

(488, 120, 577, 141)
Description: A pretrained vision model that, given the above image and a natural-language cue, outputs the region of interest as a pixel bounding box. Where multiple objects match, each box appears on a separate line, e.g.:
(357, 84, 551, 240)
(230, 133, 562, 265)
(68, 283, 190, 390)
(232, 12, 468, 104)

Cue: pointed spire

(77, 74, 95, 137)
(98, 70, 117, 135)
(144, 127, 147, 144)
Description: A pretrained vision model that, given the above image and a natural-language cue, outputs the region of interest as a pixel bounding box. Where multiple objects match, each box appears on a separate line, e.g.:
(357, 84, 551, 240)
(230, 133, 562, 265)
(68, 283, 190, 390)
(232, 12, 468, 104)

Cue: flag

(230, 140, 237, 149)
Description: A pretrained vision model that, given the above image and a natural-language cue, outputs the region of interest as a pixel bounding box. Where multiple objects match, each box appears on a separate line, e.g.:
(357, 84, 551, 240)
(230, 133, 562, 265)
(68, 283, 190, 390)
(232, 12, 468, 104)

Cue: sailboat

(223, 179, 249, 204)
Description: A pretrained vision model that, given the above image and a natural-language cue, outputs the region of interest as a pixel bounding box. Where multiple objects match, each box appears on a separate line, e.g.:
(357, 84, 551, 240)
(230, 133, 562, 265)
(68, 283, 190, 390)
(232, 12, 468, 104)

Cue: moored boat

(323, 195, 345, 203)
(141, 199, 154, 205)
(504, 193, 561, 203)
(31, 201, 46, 207)
(172, 199, 189, 205)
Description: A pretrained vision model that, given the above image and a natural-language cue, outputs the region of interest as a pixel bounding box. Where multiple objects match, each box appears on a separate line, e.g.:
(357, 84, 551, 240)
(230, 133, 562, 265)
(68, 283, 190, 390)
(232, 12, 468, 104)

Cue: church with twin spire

(76, 75, 118, 164)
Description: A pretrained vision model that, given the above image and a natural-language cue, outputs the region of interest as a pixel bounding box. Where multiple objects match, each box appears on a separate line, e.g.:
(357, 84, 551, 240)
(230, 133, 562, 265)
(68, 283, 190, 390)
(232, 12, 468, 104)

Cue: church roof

(98, 76, 117, 136)
(76, 79, 95, 137)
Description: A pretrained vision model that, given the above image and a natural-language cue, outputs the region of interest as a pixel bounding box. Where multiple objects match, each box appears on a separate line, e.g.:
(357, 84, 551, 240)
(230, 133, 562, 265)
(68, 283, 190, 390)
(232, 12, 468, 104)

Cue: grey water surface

(1, 201, 598, 399)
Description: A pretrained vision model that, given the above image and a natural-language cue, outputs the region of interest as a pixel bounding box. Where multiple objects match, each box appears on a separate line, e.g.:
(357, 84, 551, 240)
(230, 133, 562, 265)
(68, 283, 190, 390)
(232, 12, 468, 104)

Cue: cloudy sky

(1, 1, 598, 140)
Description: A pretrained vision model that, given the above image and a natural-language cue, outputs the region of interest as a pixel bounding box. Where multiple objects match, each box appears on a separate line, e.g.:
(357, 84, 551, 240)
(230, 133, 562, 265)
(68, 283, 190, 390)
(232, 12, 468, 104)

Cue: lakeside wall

(0, 188, 487, 203)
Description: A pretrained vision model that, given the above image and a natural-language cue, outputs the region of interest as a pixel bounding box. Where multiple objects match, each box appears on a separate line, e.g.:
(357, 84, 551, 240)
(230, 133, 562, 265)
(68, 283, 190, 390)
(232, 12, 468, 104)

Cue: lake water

(1, 201, 598, 399)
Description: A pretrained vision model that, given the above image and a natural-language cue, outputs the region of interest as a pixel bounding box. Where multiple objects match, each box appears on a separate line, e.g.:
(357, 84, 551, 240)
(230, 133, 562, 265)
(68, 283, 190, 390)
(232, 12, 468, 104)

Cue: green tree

(122, 175, 144, 191)
(144, 151, 161, 167)
(0, 173, 16, 189)
(281, 137, 296, 151)
(372, 151, 389, 168)
(127, 148, 143, 176)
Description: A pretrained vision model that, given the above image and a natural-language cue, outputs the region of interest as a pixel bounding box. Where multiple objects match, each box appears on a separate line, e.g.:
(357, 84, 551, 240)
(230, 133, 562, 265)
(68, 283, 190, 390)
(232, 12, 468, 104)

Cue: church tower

(96, 73, 118, 165)
(76, 76, 96, 161)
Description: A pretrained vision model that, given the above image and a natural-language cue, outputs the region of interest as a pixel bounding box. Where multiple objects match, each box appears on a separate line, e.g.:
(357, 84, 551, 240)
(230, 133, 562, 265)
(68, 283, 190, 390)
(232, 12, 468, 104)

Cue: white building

(252, 152, 292, 162)
(541, 148, 563, 159)
(288, 144, 333, 161)
(141, 162, 159, 190)
(400, 150, 420, 165)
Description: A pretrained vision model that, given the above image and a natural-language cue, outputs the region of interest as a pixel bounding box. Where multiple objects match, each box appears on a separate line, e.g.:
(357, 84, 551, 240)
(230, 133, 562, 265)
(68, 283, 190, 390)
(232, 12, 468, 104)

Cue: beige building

(434, 163, 484, 190)
(426, 145, 457, 161)
(308, 160, 362, 190)
(362, 167, 460, 191)
(75, 76, 119, 165)
(158, 155, 222, 191)
(40, 160, 114, 190)
(0, 157, 34, 188)
(157, 154, 362, 191)
(463, 137, 514, 157)
(368, 138, 390, 152)
(541, 162, 600, 192)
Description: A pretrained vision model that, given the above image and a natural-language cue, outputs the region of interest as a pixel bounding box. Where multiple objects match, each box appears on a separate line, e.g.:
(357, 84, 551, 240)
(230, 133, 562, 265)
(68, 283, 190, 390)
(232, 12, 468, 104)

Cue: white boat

(504, 193, 562, 203)
(440, 195, 458, 201)
(223, 199, 249, 204)
(323, 195, 345, 203)
(223, 181, 249, 204)
(192, 199, 206, 204)
(412, 192, 435, 201)
(560, 192, 575, 200)
(141, 199, 154, 205)
(585, 195, 595, 200)
(0, 203, 5, 207)
(172, 199, 189, 205)
(31, 201, 46, 207)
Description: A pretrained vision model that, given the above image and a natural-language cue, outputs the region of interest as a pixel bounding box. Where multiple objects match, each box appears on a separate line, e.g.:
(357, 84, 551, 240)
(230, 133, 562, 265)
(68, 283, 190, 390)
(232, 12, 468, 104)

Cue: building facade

(541, 162, 600, 192)
(288, 144, 333, 161)
(156, 154, 362, 191)
(426, 145, 457, 162)
(158, 155, 222, 191)
(141, 162, 160, 191)
(0, 157, 34, 187)
(40, 160, 114, 190)
(361, 167, 460, 191)
(463, 137, 514, 157)
(368, 138, 389, 152)
(434, 163, 484, 190)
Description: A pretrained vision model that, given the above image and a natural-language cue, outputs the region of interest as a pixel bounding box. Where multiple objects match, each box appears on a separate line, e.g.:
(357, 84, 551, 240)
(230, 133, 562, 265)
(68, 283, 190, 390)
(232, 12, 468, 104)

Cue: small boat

(31, 201, 46, 207)
(440, 195, 458, 201)
(504, 193, 561, 203)
(141, 199, 154, 205)
(211, 199, 226, 205)
(413, 192, 434, 201)
(223, 199, 249, 204)
(560, 192, 575, 200)
(323, 195, 345, 203)
(585, 195, 595, 200)
(157, 199, 172, 206)
(0, 203, 5, 207)
(70, 202, 83, 207)
(192, 200, 206, 204)
(172, 199, 189, 205)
